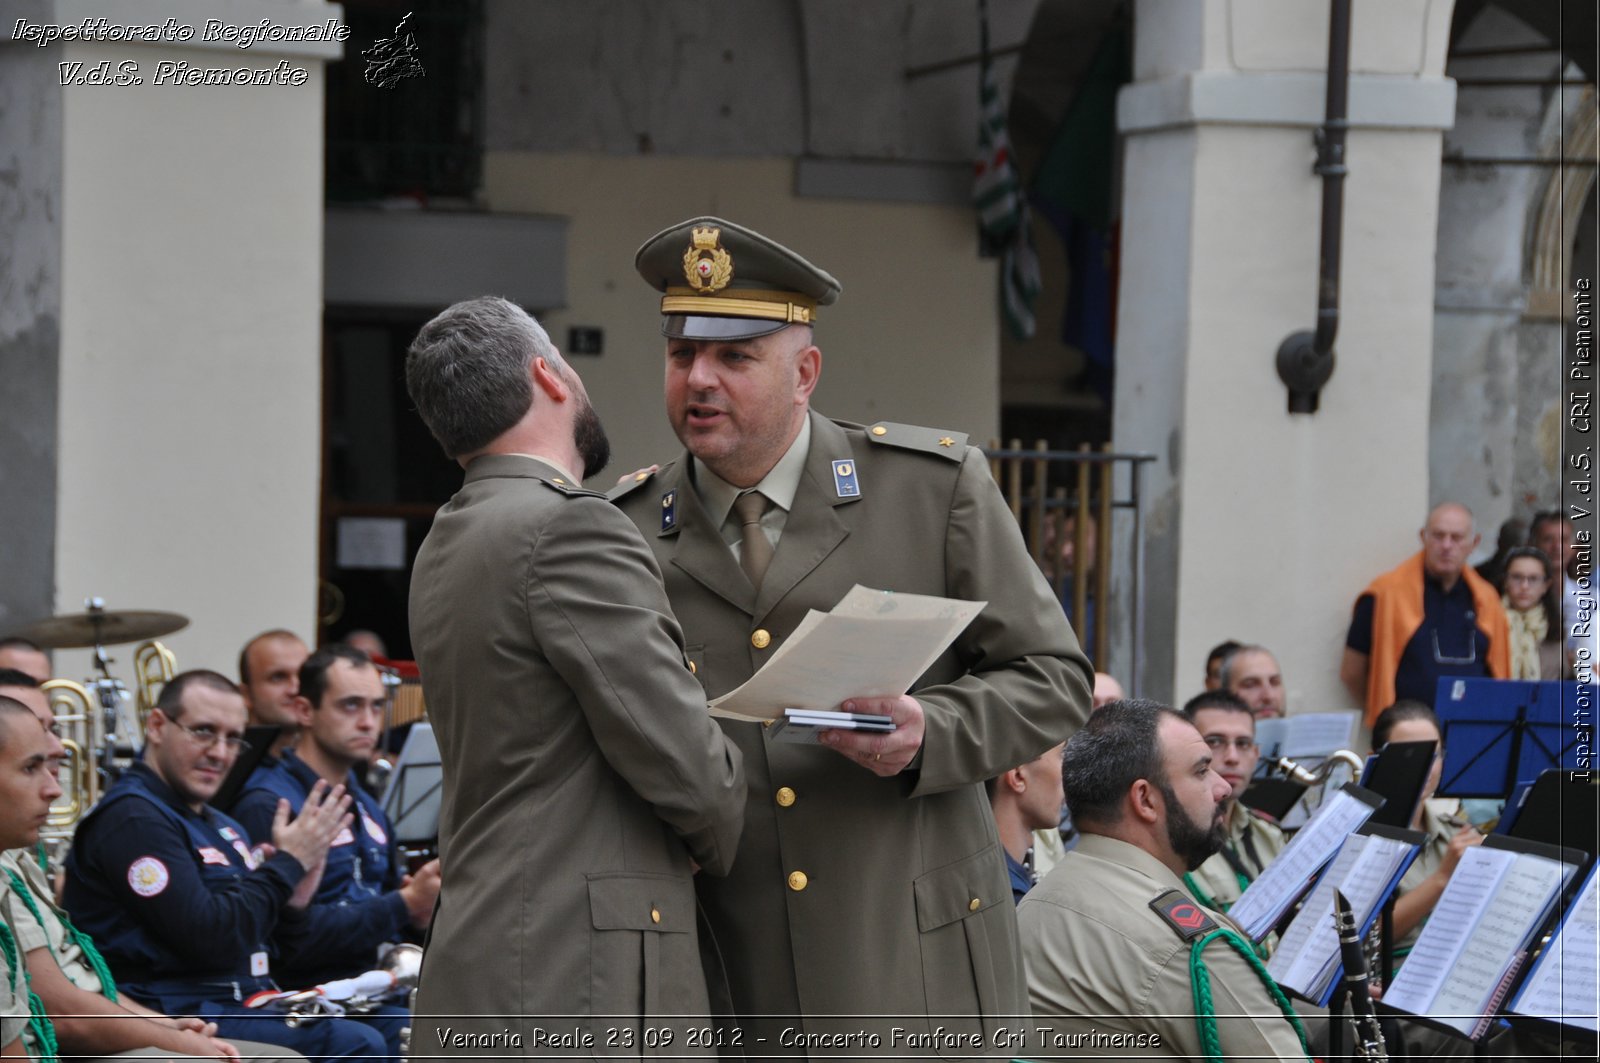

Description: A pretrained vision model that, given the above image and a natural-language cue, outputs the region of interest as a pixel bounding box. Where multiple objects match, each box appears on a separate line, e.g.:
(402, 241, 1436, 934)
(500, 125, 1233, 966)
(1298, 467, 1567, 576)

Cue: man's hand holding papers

(820, 695, 925, 776)
(706, 585, 984, 776)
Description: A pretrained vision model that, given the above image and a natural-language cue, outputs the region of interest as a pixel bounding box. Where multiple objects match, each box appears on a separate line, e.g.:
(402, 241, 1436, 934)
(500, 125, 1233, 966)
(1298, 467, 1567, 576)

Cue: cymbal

(15, 609, 189, 649)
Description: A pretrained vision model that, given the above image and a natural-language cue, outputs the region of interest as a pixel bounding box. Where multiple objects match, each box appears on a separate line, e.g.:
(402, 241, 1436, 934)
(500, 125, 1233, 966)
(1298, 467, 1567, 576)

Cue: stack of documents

(708, 586, 985, 723)
(1383, 840, 1579, 1039)
(1268, 827, 1422, 1004)
(1507, 864, 1599, 1033)
(768, 708, 894, 744)
(1227, 785, 1382, 941)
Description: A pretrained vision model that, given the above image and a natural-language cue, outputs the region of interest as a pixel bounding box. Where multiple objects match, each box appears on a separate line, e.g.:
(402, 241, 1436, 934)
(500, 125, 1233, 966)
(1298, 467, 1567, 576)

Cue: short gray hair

(405, 296, 564, 458)
(1217, 644, 1273, 691)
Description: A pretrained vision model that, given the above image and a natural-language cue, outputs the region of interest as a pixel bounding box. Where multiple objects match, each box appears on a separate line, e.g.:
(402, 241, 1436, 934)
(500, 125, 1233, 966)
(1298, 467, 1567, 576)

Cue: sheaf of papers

(707, 586, 986, 722)
(1384, 845, 1576, 1036)
(1268, 832, 1418, 1004)
(1509, 865, 1599, 1032)
(1255, 711, 1362, 762)
(1227, 786, 1379, 940)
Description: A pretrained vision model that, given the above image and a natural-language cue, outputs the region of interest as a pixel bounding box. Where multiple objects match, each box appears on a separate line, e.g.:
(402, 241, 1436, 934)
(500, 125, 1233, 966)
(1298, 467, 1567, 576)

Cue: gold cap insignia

(683, 227, 734, 294)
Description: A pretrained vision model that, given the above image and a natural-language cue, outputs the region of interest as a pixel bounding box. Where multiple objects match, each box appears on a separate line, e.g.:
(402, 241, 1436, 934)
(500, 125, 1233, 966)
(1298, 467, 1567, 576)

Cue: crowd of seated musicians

(0, 627, 1585, 1063)
(0, 636, 436, 1063)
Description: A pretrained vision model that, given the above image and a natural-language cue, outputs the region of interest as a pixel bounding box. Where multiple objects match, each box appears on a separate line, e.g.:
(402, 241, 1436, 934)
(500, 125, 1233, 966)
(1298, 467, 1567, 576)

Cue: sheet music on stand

(1227, 784, 1384, 941)
(1380, 834, 1583, 1041)
(1507, 861, 1599, 1034)
(1268, 824, 1423, 1006)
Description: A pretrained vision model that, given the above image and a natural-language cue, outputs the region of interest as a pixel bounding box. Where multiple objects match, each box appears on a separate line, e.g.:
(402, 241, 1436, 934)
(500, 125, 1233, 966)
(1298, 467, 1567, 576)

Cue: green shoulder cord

(1187, 925, 1309, 1063)
(0, 917, 60, 1063)
(3, 870, 118, 1002)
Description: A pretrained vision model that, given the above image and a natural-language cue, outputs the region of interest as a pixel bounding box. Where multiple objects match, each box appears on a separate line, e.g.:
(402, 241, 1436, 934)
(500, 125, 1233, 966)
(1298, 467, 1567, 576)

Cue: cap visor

(662, 314, 794, 342)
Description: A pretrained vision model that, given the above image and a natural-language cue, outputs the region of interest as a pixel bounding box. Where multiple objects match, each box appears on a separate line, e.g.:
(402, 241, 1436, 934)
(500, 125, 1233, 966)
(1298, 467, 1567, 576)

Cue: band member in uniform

(1, 696, 65, 1057)
(234, 645, 439, 1055)
(61, 671, 386, 1062)
(610, 217, 1092, 1054)
(1019, 700, 1311, 1060)
(1180, 691, 1286, 917)
(405, 296, 745, 1053)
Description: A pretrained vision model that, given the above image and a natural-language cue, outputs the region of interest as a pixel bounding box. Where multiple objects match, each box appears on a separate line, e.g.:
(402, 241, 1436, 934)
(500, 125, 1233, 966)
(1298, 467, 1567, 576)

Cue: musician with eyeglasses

(62, 670, 397, 1063)
(1179, 691, 1287, 923)
(1340, 502, 1510, 725)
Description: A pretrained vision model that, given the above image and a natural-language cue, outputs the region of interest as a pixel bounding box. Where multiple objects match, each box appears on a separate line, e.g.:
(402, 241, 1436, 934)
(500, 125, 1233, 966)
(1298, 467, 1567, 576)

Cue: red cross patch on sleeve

(1150, 888, 1218, 942)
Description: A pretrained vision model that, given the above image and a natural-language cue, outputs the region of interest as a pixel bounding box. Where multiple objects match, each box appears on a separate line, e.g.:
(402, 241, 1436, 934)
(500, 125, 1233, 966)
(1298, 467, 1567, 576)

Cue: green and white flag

(974, 0, 1040, 339)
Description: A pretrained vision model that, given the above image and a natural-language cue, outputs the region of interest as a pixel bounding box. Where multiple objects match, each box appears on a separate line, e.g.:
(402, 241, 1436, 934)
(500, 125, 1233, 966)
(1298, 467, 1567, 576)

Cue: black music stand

(1433, 679, 1588, 799)
(382, 722, 441, 847)
(1361, 740, 1438, 830)
(1500, 770, 1600, 851)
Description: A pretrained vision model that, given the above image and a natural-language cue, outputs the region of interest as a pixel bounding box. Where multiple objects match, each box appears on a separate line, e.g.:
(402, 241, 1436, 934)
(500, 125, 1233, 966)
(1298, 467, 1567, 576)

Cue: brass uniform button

(788, 871, 808, 892)
(775, 787, 796, 807)
(688, 660, 697, 675)
(968, 897, 981, 912)
(651, 907, 661, 924)
(751, 629, 771, 650)
(871, 425, 888, 436)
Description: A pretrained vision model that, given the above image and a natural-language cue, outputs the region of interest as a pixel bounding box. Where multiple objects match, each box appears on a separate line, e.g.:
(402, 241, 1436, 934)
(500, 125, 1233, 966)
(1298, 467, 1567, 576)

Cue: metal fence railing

(984, 441, 1157, 695)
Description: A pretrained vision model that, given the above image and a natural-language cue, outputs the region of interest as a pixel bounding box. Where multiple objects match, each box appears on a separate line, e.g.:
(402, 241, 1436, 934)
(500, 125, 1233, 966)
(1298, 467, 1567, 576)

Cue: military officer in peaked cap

(611, 217, 1094, 1057)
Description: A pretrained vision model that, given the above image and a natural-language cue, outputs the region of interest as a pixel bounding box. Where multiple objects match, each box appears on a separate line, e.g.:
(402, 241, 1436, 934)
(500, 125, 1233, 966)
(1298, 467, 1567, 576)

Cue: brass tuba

(40, 678, 100, 829)
(133, 640, 176, 730)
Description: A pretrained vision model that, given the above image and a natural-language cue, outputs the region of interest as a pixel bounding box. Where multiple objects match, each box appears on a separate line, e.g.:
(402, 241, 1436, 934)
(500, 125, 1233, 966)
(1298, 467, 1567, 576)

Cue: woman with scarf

(1500, 545, 1569, 680)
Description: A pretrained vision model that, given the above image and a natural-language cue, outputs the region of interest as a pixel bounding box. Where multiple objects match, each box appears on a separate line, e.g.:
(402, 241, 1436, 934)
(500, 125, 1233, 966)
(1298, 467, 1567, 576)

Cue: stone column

(1110, 0, 1457, 710)
(0, 1, 343, 673)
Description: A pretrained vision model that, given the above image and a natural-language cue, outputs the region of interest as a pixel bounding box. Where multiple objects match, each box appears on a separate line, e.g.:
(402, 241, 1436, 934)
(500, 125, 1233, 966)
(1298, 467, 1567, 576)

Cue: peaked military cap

(635, 216, 842, 341)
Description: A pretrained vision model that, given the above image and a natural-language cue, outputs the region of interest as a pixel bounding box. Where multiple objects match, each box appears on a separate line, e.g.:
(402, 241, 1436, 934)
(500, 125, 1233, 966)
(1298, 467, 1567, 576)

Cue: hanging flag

(1032, 22, 1131, 402)
(973, 0, 1040, 339)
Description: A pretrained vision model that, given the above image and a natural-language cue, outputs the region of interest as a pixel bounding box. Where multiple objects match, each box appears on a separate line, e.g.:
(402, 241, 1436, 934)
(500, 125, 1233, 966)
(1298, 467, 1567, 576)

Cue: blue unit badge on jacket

(831, 460, 860, 498)
(661, 490, 677, 531)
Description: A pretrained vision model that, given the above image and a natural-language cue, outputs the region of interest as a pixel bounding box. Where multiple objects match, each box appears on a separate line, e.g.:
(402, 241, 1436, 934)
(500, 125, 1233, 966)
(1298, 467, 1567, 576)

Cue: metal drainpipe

(1276, 0, 1351, 414)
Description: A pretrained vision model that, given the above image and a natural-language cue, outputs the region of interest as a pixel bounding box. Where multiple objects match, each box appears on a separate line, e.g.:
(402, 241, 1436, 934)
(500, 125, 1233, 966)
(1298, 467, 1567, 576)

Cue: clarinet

(1333, 888, 1390, 1062)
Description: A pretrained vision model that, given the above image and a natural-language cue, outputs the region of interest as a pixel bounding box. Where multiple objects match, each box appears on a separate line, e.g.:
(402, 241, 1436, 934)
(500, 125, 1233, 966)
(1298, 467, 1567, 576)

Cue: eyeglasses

(1203, 735, 1257, 753)
(1505, 573, 1547, 585)
(170, 720, 251, 752)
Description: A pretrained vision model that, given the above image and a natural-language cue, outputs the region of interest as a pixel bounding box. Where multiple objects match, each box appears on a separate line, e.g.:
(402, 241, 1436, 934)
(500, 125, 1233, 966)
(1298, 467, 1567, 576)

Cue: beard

(1160, 781, 1229, 872)
(572, 393, 612, 480)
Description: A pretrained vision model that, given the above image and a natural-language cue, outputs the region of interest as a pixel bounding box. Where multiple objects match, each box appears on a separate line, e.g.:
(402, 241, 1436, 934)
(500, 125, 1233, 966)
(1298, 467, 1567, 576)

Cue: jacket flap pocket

(913, 845, 1007, 932)
(587, 872, 694, 933)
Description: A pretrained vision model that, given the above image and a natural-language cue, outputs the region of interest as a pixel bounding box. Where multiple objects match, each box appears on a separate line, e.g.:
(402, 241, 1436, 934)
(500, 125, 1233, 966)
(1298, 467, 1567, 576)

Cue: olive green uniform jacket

(611, 413, 1092, 1057)
(409, 455, 745, 1054)
(1019, 834, 1310, 1061)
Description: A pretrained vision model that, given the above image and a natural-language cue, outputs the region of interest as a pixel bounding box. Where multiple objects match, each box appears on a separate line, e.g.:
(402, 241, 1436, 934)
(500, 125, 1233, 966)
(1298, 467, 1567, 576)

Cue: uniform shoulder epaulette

(1149, 888, 1219, 942)
(539, 475, 604, 499)
(605, 466, 662, 502)
(863, 421, 968, 462)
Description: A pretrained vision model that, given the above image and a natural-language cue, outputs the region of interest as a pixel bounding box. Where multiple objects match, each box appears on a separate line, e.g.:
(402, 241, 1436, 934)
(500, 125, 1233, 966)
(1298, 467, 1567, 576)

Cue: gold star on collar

(937, 436, 955, 447)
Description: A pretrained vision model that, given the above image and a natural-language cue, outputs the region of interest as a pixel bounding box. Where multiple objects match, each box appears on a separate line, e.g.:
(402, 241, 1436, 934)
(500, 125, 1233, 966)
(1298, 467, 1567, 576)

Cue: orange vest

(1360, 551, 1510, 725)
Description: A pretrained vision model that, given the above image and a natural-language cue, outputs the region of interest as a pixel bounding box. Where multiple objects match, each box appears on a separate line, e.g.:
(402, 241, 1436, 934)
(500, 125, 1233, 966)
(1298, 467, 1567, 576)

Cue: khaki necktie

(732, 491, 774, 587)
